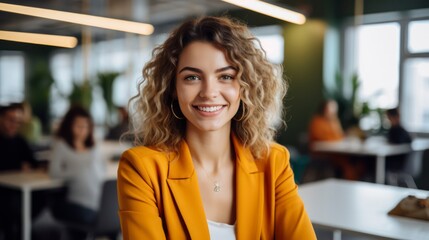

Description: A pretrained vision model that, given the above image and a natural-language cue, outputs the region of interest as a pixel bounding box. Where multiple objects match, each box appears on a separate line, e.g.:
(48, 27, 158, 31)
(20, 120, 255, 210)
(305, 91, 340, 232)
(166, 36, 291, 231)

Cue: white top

(299, 179, 429, 240)
(49, 140, 106, 210)
(207, 219, 236, 240)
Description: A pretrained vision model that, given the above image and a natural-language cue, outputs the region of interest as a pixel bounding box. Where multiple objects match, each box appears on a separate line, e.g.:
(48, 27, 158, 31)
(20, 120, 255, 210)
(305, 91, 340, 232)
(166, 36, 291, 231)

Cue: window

(0, 52, 25, 104)
(403, 19, 429, 132)
(50, 52, 73, 119)
(344, 12, 429, 133)
(402, 59, 429, 132)
(408, 20, 429, 53)
(354, 23, 400, 109)
(251, 26, 284, 64)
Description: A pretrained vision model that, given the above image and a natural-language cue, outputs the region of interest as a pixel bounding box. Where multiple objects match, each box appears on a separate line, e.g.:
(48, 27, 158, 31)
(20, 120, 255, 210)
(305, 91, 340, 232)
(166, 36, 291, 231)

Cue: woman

(49, 106, 105, 232)
(308, 99, 363, 180)
(118, 16, 316, 239)
(308, 99, 344, 145)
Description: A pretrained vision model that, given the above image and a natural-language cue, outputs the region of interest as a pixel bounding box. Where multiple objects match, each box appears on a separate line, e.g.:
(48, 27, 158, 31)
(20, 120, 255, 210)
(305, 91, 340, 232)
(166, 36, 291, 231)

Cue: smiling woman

(118, 16, 316, 240)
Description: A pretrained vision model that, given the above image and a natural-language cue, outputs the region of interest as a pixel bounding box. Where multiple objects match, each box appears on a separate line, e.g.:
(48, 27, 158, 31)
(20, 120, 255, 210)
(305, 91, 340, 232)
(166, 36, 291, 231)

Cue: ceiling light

(0, 30, 78, 48)
(0, 2, 154, 35)
(222, 0, 306, 25)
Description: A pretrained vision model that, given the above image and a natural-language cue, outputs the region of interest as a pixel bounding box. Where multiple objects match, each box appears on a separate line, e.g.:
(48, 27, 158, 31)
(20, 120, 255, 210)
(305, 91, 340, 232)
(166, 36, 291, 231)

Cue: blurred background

(1, 0, 429, 239)
(1, 0, 427, 139)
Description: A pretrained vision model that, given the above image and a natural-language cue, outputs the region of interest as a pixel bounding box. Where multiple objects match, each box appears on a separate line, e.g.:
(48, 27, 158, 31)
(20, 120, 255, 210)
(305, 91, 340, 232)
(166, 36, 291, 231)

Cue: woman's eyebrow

(215, 66, 237, 73)
(178, 66, 237, 73)
(178, 66, 202, 73)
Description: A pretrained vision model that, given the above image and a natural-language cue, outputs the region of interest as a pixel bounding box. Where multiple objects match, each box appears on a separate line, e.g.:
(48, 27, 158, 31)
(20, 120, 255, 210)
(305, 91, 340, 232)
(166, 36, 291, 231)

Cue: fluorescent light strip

(0, 30, 78, 48)
(0, 2, 154, 35)
(222, 0, 306, 25)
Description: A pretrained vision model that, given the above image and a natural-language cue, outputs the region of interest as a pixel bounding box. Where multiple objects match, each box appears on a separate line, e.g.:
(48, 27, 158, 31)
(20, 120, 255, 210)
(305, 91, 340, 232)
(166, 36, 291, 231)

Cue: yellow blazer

(117, 135, 316, 239)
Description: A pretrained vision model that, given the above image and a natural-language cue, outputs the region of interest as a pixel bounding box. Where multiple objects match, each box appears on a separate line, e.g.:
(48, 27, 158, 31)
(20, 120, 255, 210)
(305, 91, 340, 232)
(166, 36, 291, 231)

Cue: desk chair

(386, 150, 423, 189)
(61, 179, 120, 240)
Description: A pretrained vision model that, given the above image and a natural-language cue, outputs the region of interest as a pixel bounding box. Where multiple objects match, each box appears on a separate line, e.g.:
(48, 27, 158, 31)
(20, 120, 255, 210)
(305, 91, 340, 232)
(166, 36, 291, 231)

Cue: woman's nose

(199, 78, 219, 99)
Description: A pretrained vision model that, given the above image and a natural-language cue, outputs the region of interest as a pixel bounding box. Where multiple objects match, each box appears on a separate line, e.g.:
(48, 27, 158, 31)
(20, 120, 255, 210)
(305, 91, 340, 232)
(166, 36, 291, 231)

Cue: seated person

(0, 102, 37, 171)
(0, 102, 43, 239)
(385, 108, 413, 171)
(49, 106, 106, 239)
(386, 108, 412, 144)
(308, 99, 363, 180)
(308, 99, 344, 144)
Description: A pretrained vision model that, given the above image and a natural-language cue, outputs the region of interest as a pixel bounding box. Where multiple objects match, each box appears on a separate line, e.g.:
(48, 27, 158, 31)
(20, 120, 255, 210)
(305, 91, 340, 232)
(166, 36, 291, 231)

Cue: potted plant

(97, 72, 120, 127)
(68, 81, 93, 110)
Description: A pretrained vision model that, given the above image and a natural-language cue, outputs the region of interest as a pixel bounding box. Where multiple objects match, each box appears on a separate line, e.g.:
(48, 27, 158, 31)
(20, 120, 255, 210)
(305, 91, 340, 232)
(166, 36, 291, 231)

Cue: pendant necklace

(194, 161, 222, 193)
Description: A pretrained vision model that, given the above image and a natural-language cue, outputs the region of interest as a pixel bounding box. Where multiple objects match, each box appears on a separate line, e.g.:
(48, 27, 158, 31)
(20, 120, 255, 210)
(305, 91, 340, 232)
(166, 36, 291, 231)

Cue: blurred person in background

(0, 102, 44, 240)
(308, 99, 363, 180)
(386, 108, 412, 145)
(0, 102, 37, 171)
(49, 105, 106, 239)
(385, 108, 413, 171)
(308, 99, 344, 144)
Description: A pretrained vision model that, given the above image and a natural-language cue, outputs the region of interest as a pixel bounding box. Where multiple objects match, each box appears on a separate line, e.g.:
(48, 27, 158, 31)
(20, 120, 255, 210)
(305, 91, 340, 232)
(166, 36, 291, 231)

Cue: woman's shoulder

(268, 142, 290, 159)
(52, 138, 69, 150)
(259, 142, 291, 170)
(120, 145, 171, 169)
(118, 145, 172, 182)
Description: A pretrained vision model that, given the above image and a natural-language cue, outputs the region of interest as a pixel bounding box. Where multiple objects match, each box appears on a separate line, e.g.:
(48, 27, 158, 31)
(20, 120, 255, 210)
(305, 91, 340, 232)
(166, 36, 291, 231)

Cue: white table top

(312, 137, 429, 157)
(0, 171, 64, 190)
(0, 161, 119, 191)
(312, 138, 409, 157)
(299, 179, 429, 240)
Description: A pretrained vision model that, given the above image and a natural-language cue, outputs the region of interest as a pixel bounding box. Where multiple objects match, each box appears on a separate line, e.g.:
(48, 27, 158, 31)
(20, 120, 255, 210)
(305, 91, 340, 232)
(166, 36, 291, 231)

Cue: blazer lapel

(166, 141, 209, 239)
(232, 135, 264, 239)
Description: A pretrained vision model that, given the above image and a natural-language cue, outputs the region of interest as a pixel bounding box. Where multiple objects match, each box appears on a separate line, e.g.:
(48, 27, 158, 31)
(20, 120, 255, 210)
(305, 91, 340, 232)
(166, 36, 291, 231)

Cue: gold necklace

(194, 161, 222, 193)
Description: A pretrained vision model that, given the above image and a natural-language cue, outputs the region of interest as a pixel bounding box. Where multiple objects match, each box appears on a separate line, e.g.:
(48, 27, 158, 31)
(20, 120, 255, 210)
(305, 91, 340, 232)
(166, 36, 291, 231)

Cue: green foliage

(69, 81, 92, 110)
(324, 72, 364, 129)
(97, 72, 120, 115)
(27, 61, 54, 133)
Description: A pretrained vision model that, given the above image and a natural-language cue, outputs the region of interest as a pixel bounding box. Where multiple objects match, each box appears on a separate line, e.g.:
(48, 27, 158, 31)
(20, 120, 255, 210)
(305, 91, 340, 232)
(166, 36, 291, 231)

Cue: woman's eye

(184, 75, 200, 81)
(221, 75, 234, 80)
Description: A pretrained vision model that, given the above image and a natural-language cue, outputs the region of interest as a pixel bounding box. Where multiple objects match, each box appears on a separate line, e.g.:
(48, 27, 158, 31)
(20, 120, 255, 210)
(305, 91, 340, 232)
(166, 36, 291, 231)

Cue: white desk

(312, 138, 429, 184)
(0, 161, 118, 240)
(34, 140, 131, 162)
(299, 179, 429, 240)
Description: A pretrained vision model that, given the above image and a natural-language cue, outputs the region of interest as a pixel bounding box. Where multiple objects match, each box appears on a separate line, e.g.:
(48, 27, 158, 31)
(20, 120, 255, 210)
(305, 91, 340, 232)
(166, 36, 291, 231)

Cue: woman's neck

(185, 126, 233, 171)
(73, 140, 87, 152)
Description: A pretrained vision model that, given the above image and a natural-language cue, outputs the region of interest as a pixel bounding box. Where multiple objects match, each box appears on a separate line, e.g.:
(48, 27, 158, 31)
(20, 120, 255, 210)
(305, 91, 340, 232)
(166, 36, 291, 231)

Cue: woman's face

(175, 41, 241, 133)
(72, 116, 90, 142)
(325, 100, 338, 118)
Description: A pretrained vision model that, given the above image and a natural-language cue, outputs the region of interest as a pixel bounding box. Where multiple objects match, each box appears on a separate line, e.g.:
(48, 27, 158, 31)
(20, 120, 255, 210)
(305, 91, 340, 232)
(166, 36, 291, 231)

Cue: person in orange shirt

(117, 16, 316, 239)
(308, 99, 362, 180)
(309, 99, 344, 144)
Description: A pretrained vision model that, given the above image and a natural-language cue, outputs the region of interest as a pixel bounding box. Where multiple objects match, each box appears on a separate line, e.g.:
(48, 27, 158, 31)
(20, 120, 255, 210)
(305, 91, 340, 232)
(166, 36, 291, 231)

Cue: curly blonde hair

(129, 16, 287, 159)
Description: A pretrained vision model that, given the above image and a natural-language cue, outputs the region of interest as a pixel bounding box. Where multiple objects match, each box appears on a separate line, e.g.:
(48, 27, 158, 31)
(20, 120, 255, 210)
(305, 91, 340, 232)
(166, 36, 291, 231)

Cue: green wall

(277, 20, 327, 149)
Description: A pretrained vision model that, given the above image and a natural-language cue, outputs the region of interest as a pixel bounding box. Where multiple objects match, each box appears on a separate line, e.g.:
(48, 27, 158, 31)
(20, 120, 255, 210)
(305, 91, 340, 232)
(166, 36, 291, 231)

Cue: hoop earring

(171, 102, 184, 120)
(233, 102, 245, 121)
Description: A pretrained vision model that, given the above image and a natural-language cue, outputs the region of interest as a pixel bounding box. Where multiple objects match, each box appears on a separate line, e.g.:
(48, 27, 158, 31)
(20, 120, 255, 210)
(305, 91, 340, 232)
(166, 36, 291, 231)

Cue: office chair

(386, 150, 423, 189)
(61, 179, 121, 240)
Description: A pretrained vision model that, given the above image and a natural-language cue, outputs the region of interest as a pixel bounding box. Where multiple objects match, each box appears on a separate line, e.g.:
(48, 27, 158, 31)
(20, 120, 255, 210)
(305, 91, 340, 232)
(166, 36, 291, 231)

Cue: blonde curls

(128, 16, 287, 159)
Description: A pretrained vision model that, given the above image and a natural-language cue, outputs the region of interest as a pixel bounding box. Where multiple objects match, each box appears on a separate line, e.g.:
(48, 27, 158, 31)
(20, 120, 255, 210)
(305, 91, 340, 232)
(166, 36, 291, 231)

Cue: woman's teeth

(197, 106, 223, 112)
